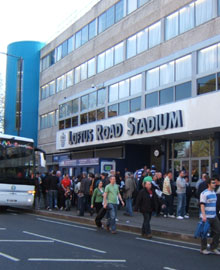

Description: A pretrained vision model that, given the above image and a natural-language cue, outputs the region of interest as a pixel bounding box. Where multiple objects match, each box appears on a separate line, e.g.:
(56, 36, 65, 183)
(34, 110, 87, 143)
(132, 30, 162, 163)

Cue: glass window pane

(56, 45, 62, 62)
(109, 83, 119, 102)
(138, 0, 149, 7)
(218, 44, 220, 68)
(119, 79, 129, 99)
(75, 30, 82, 49)
(180, 3, 194, 34)
(146, 67, 159, 90)
(192, 139, 210, 157)
(127, 0, 137, 14)
(68, 36, 74, 53)
(198, 45, 217, 74)
(72, 99, 78, 114)
(88, 58, 96, 77)
(197, 74, 216, 95)
(98, 12, 106, 33)
(108, 104, 118, 118)
(105, 48, 114, 69)
(66, 71, 74, 87)
(41, 86, 46, 100)
(66, 101, 72, 116)
(80, 113, 88, 125)
(75, 66, 81, 84)
(130, 97, 141, 112)
(115, 0, 124, 22)
(106, 6, 115, 28)
(218, 73, 220, 90)
(175, 82, 191, 101)
(97, 108, 105, 120)
(97, 88, 106, 106)
(49, 50, 55, 65)
(174, 141, 190, 158)
(219, 0, 220, 15)
(62, 40, 68, 58)
(49, 81, 55, 95)
(146, 92, 158, 108)
(59, 104, 66, 118)
(114, 42, 124, 64)
(137, 28, 148, 53)
(59, 120, 64, 130)
(65, 118, 71, 129)
(119, 101, 129, 115)
(160, 61, 174, 85)
(127, 35, 137, 59)
(98, 52, 105, 73)
(159, 87, 174, 105)
(80, 62, 87, 81)
(149, 21, 161, 48)
(89, 19, 96, 40)
(176, 55, 192, 81)
(48, 112, 55, 128)
(195, 0, 214, 26)
(89, 92, 97, 109)
(72, 116, 78, 127)
(165, 11, 179, 40)
(88, 111, 96, 123)
(81, 95, 89, 111)
(81, 25, 88, 45)
(130, 74, 142, 95)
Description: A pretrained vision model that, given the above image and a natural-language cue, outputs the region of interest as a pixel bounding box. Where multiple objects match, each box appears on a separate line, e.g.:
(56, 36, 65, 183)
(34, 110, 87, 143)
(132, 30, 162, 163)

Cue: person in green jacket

(91, 180, 104, 213)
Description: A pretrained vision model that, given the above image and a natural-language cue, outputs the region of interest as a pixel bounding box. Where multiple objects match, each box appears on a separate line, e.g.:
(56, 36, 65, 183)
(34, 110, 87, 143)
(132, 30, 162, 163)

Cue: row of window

(40, 110, 58, 130)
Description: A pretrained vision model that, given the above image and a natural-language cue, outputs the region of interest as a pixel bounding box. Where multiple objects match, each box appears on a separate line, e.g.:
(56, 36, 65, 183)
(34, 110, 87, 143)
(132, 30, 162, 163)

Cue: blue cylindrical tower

(5, 41, 44, 144)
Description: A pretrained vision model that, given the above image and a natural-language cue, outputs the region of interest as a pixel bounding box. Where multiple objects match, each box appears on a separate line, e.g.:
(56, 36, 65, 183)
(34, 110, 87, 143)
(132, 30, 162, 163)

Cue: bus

(0, 134, 45, 208)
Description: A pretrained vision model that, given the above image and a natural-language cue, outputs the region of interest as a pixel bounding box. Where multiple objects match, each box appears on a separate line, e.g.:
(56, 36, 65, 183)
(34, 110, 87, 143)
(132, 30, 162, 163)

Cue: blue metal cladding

(5, 41, 44, 145)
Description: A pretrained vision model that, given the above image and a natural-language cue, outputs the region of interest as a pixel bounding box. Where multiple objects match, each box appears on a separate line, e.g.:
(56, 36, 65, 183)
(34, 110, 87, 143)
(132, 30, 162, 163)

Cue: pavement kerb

(12, 207, 200, 245)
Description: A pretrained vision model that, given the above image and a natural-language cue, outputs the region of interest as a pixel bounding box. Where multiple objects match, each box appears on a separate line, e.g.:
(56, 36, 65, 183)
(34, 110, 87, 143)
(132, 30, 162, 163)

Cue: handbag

(194, 220, 210, 239)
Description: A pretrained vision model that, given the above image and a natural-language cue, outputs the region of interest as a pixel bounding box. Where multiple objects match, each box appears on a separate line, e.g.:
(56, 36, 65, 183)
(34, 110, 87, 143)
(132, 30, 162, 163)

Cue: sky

(0, 0, 100, 84)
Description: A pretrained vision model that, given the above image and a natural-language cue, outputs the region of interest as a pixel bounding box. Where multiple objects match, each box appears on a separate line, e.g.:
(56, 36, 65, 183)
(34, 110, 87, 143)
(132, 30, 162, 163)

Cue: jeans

(125, 198, 133, 216)
(142, 212, 152, 235)
(201, 217, 220, 250)
(176, 193, 186, 217)
(78, 195, 85, 216)
(164, 194, 174, 215)
(49, 190, 58, 209)
(65, 199, 71, 210)
(107, 203, 117, 232)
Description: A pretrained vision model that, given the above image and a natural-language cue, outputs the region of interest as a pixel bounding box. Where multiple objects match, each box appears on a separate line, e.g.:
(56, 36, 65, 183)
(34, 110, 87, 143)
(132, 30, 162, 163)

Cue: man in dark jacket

(135, 177, 158, 239)
(47, 171, 59, 211)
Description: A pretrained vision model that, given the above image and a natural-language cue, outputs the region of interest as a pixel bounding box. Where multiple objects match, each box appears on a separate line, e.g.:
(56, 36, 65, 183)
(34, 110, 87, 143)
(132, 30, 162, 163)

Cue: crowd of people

(33, 165, 220, 255)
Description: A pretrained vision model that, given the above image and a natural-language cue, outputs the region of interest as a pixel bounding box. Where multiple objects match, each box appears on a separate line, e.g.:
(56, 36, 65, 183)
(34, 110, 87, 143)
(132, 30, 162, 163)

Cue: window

(146, 92, 158, 108)
(218, 72, 220, 90)
(108, 104, 118, 118)
(62, 40, 68, 58)
(146, 67, 159, 90)
(98, 52, 105, 73)
(65, 118, 71, 129)
(72, 116, 78, 127)
(59, 121, 64, 130)
(89, 111, 96, 123)
(137, 28, 148, 53)
(68, 36, 74, 53)
(106, 6, 115, 28)
(75, 30, 81, 49)
(149, 21, 161, 48)
(119, 79, 129, 99)
(219, 0, 220, 15)
(81, 25, 88, 45)
(105, 48, 114, 69)
(130, 97, 141, 112)
(160, 61, 174, 85)
(48, 113, 54, 128)
(138, 0, 149, 7)
(98, 12, 106, 33)
(119, 101, 129, 115)
(165, 11, 179, 40)
(176, 55, 192, 81)
(127, 0, 137, 14)
(80, 113, 88, 125)
(179, 3, 194, 34)
(97, 88, 106, 106)
(197, 74, 216, 95)
(80, 62, 87, 81)
(66, 71, 73, 88)
(198, 45, 217, 74)
(75, 66, 81, 84)
(195, 0, 214, 26)
(56, 45, 62, 62)
(49, 50, 55, 66)
(49, 81, 55, 96)
(66, 101, 72, 116)
(88, 58, 96, 77)
(127, 35, 136, 59)
(114, 42, 124, 64)
(56, 75, 66, 92)
(72, 99, 78, 114)
(81, 95, 89, 111)
(159, 87, 173, 105)
(40, 115, 47, 129)
(130, 74, 142, 95)
(89, 92, 97, 109)
(109, 83, 118, 102)
(97, 108, 105, 120)
(175, 82, 191, 101)
(115, 0, 124, 22)
(89, 19, 96, 40)
(59, 104, 66, 118)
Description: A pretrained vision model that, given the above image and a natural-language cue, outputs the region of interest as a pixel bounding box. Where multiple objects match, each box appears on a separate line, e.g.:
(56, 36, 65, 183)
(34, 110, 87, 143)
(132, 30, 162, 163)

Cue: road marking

(0, 252, 20, 262)
(0, 240, 54, 243)
(23, 231, 106, 254)
(163, 267, 178, 270)
(136, 238, 199, 252)
(0, 228, 6, 230)
(28, 258, 126, 263)
(37, 218, 96, 231)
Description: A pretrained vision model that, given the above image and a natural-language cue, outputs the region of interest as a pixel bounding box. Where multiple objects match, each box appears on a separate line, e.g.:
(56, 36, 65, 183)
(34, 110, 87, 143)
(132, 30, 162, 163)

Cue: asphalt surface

(0, 209, 219, 270)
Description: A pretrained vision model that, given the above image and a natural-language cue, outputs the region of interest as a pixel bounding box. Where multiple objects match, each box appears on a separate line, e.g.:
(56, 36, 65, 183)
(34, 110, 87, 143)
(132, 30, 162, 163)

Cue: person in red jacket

(60, 174, 71, 210)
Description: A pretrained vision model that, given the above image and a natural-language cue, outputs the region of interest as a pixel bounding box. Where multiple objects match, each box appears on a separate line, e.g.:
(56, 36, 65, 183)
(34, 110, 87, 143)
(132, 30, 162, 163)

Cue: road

(0, 209, 219, 270)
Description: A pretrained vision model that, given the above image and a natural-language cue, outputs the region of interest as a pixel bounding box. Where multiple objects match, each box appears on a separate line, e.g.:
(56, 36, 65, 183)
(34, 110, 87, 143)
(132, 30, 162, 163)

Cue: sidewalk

(23, 206, 200, 244)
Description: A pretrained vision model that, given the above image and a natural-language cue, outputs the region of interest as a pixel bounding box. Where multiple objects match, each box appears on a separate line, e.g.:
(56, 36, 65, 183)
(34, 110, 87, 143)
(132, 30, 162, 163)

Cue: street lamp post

(0, 52, 23, 136)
